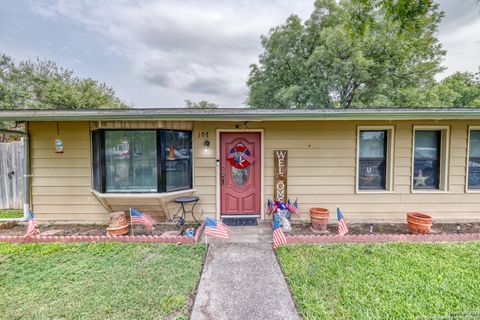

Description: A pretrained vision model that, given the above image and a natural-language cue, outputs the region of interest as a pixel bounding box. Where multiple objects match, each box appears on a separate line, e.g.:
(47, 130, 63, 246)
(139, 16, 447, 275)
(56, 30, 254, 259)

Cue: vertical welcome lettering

(274, 150, 288, 203)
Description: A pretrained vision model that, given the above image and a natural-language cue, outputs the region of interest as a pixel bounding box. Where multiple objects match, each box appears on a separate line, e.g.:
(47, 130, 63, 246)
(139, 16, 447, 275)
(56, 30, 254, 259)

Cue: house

(1, 108, 480, 224)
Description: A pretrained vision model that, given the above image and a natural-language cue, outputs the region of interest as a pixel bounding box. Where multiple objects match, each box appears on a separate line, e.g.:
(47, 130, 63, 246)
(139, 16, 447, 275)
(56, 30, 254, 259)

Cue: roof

(2, 108, 480, 121)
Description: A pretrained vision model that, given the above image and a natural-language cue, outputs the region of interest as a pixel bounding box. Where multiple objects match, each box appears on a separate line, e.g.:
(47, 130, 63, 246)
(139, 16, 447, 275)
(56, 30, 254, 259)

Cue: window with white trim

(412, 127, 449, 191)
(468, 129, 480, 190)
(357, 127, 394, 191)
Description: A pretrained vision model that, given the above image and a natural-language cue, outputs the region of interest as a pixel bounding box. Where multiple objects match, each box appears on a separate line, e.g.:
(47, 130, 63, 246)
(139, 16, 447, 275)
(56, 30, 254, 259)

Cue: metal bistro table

(174, 196, 200, 227)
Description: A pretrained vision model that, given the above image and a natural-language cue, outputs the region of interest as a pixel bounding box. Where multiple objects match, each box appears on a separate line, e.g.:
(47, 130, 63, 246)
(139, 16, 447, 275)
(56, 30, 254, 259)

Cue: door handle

(221, 167, 225, 185)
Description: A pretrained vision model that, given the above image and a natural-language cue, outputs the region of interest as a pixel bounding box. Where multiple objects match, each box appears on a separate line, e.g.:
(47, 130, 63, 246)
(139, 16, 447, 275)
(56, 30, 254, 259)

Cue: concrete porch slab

(199, 221, 273, 243)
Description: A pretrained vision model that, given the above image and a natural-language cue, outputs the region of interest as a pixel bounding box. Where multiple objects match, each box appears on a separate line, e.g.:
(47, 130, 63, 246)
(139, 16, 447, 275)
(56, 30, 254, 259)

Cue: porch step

(200, 221, 272, 243)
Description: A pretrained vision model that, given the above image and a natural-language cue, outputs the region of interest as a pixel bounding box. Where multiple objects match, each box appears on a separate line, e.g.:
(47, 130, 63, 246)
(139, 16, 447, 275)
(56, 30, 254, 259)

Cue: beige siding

(193, 120, 480, 223)
(29, 121, 107, 223)
(29, 119, 480, 224)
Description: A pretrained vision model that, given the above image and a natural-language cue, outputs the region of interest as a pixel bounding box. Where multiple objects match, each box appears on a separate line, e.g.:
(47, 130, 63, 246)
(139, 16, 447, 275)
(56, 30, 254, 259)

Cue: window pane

(359, 131, 386, 158)
(165, 131, 192, 192)
(359, 130, 387, 189)
(92, 131, 101, 192)
(105, 131, 157, 192)
(413, 130, 440, 189)
(468, 130, 480, 189)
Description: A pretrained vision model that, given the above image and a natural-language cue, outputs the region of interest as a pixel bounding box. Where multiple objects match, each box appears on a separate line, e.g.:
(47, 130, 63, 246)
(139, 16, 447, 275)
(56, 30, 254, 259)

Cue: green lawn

(0, 209, 22, 219)
(277, 243, 480, 320)
(0, 243, 206, 320)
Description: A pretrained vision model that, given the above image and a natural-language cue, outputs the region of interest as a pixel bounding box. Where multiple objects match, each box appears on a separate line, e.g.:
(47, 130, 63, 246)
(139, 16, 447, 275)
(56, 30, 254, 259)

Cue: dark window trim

(91, 128, 193, 194)
(358, 130, 388, 190)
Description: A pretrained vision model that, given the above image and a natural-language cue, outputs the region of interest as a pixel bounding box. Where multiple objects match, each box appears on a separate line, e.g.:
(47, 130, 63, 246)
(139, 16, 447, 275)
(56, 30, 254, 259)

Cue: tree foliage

(247, 0, 448, 108)
(184, 99, 219, 109)
(0, 54, 128, 110)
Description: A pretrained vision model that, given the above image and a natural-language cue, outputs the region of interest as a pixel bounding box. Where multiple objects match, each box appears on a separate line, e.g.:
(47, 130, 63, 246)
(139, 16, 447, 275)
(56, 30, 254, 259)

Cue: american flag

(130, 208, 155, 230)
(242, 152, 255, 164)
(267, 199, 277, 215)
(337, 206, 348, 236)
(204, 217, 230, 239)
(24, 210, 38, 238)
(288, 199, 301, 216)
(273, 216, 287, 250)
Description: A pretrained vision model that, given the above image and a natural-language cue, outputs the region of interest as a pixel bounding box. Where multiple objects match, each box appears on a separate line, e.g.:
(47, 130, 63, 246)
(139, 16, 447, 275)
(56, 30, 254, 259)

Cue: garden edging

(286, 233, 480, 244)
(0, 234, 194, 244)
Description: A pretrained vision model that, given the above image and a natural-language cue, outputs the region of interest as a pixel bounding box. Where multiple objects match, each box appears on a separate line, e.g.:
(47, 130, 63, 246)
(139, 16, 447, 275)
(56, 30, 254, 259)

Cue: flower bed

(0, 222, 205, 244)
(285, 222, 480, 244)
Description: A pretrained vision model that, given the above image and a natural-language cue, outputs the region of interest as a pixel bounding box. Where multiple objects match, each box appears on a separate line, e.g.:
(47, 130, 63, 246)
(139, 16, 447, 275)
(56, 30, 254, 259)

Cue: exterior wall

(29, 121, 193, 223)
(29, 121, 107, 223)
(28, 119, 480, 223)
(193, 120, 480, 223)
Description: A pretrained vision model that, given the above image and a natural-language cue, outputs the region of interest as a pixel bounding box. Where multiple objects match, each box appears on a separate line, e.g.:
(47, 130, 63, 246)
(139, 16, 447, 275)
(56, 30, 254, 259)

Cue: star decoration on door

(227, 143, 255, 169)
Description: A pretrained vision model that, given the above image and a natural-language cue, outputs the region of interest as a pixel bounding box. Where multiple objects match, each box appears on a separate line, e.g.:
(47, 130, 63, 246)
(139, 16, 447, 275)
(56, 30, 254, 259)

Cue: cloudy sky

(1, 0, 479, 108)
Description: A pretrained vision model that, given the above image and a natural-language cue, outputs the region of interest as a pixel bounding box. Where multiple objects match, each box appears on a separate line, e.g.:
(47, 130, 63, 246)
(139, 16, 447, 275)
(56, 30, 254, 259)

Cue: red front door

(220, 132, 261, 216)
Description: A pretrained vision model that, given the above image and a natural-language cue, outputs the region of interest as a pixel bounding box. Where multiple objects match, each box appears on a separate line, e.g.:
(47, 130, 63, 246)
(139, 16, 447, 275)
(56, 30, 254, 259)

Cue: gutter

(0, 128, 30, 222)
(2, 108, 480, 122)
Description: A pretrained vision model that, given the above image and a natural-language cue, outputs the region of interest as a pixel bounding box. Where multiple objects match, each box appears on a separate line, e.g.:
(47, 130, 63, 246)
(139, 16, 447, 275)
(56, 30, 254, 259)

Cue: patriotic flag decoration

(287, 199, 301, 216)
(24, 210, 38, 238)
(242, 152, 255, 164)
(273, 215, 287, 250)
(267, 199, 277, 215)
(130, 208, 155, 230)
(337, 206, 348, 236)
(204, 217, 230, 239)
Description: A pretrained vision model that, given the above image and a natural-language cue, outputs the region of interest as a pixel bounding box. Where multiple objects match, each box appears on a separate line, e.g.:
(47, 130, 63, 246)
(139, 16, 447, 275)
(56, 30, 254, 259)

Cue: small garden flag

(337, 206, 348, 236)
(24, 210, 38, 238)
(204, 217, 230, 239)
(273, 216, 287, 250)
(287, 199, 300, 216)
(267, 199, 276, 215)
(130, 208, 155, 230)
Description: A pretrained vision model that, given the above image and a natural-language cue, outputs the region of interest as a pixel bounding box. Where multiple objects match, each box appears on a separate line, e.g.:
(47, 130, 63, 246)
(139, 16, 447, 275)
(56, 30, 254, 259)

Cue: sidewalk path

(191, 242, 301, 320)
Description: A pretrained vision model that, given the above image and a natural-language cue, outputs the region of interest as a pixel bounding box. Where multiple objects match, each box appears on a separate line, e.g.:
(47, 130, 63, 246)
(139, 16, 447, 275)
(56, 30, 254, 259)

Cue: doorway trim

(216, 129, 265, 220)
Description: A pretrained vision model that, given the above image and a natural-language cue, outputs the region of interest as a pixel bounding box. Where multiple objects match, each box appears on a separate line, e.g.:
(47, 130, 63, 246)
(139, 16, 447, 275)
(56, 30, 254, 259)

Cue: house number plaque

(274, 150, 288, 202)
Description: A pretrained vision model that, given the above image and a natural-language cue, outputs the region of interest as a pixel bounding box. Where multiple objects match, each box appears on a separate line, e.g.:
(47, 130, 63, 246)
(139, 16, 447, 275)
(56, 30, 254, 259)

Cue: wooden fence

(0, 141, 24, 209)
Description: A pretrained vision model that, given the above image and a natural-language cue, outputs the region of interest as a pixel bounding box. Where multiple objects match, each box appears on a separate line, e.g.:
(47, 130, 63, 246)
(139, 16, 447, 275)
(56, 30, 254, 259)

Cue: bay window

(92, 129, 192, 193)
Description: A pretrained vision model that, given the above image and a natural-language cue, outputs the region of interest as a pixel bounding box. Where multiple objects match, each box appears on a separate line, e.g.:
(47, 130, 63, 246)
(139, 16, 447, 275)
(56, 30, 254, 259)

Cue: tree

(247, 0, 445, 108)
(184, 99, 219, 109)
(436, 71, 480, 107)
(0, 54, 128, 110)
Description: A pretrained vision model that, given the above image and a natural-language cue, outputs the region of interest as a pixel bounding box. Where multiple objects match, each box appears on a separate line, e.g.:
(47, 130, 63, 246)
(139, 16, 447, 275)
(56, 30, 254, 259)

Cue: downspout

(0, 128, 30, 222)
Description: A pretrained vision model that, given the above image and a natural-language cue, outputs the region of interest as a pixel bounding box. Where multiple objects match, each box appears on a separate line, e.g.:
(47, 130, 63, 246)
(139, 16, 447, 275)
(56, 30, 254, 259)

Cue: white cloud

(23, 0, 480, 106)
(30, 0, 314, 107)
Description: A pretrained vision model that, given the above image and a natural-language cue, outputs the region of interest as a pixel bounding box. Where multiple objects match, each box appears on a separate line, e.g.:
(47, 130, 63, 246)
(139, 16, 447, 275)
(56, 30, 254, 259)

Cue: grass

(277, 243, 480, 320)
(0, 209, 22, 219)
(0, 242, 206, 320)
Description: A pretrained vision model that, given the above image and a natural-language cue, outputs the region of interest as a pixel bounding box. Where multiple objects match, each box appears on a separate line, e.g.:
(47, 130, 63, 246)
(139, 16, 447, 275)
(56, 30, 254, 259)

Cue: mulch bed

(0, 223, 199, 237)
(288, 222, 480, 235)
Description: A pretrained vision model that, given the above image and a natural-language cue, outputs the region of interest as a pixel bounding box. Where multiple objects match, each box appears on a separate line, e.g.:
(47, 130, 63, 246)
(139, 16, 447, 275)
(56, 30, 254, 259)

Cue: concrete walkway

(191, 242, 301, 320)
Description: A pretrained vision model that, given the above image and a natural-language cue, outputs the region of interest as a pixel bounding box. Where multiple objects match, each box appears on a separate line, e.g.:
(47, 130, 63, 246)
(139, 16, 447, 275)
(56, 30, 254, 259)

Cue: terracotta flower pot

(309, 208, 330, 231)
(407, 212, 432, 234)
(106, 211, 129, 236)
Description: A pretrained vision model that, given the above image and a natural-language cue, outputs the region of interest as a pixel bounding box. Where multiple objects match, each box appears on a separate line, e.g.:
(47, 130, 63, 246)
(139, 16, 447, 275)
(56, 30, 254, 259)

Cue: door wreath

(227, 143, 255, 169)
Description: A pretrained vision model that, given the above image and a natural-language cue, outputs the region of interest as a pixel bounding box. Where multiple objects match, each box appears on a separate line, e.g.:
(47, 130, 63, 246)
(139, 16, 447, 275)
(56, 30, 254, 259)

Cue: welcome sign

(274, 150, 288, 202)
